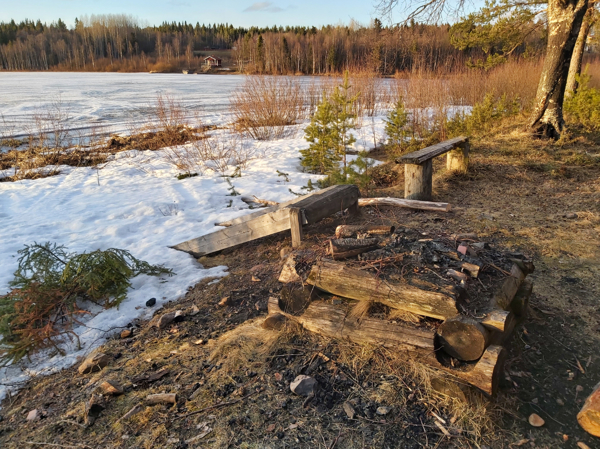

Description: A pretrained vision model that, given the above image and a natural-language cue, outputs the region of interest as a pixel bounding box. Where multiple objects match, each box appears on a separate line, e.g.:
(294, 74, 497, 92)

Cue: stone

(280, 247, 293, 259)
(457, 243, 468, 255)
(343, 402, 356, 419)
(528, 413, 545, 427)
(261, 314, 288, 330)
(155, 311, 182, 329)
(120, 329, 132, 339)
(26, 409, 40, 421)
(218, 297, 231, 307)
(376, 406, 392, 415)
(565, 213, 578, 219)
(78, 353, 111, 375)
(251, 275, 261, 282)
(290, 375, 317, 396)
(146, 298, 157, 307)
(100, 380, 124, 396)
(189, 305, 200, 316)
(279, 256, 301, 283)
(577, 443, 591, 449)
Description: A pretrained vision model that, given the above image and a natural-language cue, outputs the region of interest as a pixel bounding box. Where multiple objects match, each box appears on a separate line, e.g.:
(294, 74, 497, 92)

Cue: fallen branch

(358, 197, 450, 212)
(176, 388, 262, 420)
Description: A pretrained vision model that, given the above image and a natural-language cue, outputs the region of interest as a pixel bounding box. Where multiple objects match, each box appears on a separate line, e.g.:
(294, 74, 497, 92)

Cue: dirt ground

(0, 126, 599, 449)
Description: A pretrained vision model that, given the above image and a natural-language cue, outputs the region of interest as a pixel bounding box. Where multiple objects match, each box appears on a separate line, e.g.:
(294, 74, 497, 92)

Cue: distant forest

(0, 14, 549, 74)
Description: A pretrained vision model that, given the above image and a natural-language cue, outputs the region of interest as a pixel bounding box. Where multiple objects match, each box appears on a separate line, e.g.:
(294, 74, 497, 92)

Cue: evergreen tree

(301, 71, 358, 178)
(329, 71, 359, 176)
(301, 96, 339, 174)
(384, 99, 409, 156)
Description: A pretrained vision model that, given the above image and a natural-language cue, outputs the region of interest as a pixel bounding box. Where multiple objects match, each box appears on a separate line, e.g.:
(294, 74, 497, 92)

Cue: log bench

(171, 184, 359, 257)
(396, 136, 469, 201)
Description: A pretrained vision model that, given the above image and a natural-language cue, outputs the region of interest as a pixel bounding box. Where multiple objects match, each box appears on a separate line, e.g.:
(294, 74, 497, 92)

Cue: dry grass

(231, 76, 307, 140)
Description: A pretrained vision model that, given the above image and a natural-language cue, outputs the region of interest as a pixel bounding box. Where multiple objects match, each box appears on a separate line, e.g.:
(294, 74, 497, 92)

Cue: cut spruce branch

(329, 238, 380, 260)
(358, 197, 450, 212)
(335, 225, 395, 238)
(306, 260, 464, 320)
(267, 297, 505, 396)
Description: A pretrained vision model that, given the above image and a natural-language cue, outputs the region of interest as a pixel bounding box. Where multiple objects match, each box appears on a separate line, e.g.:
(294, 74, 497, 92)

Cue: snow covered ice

(0, 73, 388, 403)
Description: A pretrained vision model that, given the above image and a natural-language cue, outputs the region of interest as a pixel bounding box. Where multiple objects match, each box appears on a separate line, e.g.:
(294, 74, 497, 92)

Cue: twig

(489, 263, 511, 276)
(26, 443, 91, 449)
(328, 431, 346, 449)
(176, 388, 262, 420)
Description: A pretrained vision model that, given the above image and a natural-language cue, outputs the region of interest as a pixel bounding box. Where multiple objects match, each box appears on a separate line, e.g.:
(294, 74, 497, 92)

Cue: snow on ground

(0, 72, 388, 403)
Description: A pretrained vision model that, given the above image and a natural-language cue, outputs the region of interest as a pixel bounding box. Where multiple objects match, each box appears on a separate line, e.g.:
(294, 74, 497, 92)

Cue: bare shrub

(231, 76, 307, 140)
(349, 70, 384, 118)
(164, 133, 257, 176)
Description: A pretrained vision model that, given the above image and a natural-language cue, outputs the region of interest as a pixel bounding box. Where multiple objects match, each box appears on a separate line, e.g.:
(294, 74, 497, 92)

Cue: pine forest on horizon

(0, 14, 570, 74)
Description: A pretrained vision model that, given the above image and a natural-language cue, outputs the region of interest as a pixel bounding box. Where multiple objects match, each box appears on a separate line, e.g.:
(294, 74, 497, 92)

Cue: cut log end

(437, 317, 489, 362)
(577, 382, 600, 437)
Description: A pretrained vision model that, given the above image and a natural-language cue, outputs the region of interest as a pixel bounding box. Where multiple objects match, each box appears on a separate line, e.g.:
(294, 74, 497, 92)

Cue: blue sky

(1, 0, 388, 28)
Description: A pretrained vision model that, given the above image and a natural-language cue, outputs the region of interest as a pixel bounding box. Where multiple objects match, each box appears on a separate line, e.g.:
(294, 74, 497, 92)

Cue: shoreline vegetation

(2, 59, 600, 183)
(1, 15, 597, 76)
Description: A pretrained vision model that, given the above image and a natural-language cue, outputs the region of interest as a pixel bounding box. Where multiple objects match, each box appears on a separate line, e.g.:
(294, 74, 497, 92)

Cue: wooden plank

(306, 260, 463, 320)
(294, 185, 360, 224)
(172, 207, 292, 257)
(289, 207, 304, 248)
(174, 184, 359, 257)
(397, 136, 468, 165)
(215, 184, 354, 228)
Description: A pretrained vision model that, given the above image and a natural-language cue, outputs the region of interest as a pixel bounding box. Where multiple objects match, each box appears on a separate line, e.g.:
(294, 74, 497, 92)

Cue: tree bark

(306, 260, 464, 320)
(529, 0, 589, 139)
(565, 6, 595, 99)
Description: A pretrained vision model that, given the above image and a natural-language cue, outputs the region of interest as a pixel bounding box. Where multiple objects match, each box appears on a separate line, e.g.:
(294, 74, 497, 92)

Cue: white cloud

(243, 2, 287, 12)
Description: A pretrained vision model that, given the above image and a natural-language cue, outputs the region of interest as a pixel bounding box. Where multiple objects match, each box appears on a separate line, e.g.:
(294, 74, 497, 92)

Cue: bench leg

(289, 207, 304, 248)
(405, 160, 433, 201)
(347, 199, 359, 216)
(447, 140, 469, 173)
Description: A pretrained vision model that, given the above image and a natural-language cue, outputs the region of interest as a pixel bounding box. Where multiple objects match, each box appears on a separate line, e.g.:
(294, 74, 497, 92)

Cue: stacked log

(268, 229, 534, 397)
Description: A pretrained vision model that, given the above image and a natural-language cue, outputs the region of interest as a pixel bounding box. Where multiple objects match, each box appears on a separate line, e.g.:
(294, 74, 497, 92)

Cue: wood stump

(405, 160, 433, 201)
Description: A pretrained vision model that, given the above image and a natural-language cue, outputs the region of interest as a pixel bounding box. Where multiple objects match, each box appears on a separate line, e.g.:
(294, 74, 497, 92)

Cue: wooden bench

(396, 136, 469, 201)
(171, 184, 360, 257)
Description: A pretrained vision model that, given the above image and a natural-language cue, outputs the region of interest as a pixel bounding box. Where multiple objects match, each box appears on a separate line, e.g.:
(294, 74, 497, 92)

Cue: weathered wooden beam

(397, 136, 468, 165)
(358, 197, 450, 212)
(267, 297, 504, 396)
(216, 184, 351, 228)
(405, 159, 433, 201)
(174, 185, 359, 257)
(306, 260, 464, 320)
(294, 185, 360, 224)
(172, 207, 292, 257)
(289, 207, 304, 249)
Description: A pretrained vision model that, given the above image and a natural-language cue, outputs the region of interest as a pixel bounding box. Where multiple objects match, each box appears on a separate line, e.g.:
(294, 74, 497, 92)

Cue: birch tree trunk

(565, 6, 595, 99)
(529, 0, 589, 139)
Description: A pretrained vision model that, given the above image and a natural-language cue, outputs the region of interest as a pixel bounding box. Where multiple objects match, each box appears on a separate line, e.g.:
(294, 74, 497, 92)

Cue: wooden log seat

(396, 136, 469, 201)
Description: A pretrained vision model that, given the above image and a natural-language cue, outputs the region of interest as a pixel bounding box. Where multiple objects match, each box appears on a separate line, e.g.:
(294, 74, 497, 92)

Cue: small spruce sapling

(384, 99, 409, 157)
(301, 71, 359, 179)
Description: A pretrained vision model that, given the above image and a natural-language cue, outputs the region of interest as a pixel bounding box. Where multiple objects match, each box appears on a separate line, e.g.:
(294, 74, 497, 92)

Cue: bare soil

(0, 126, 599, 449)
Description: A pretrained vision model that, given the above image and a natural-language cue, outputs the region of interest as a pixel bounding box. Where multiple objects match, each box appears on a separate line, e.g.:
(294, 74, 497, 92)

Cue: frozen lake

(0, 72, 247, 139)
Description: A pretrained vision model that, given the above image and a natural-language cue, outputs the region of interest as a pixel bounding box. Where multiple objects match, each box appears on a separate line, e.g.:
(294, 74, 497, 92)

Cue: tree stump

(405, 160, 433, 201)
